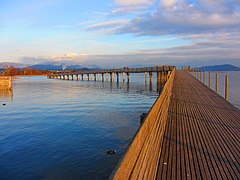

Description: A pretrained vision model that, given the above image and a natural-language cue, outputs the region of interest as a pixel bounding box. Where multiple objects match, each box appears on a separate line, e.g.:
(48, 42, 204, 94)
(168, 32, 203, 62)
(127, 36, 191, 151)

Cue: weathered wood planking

(157, 70, 240, 179)
(112, 68, 176, 179)
(112, 70, 240, 180)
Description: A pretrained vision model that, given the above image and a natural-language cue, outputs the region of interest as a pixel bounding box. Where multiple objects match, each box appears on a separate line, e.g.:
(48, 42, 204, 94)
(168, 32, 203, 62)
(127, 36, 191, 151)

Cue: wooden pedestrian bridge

(48, 66, 240, 179)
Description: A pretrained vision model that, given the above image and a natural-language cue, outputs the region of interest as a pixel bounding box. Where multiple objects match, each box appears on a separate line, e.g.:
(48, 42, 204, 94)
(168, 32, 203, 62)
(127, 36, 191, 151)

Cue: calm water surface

(0, 75, 159, 179)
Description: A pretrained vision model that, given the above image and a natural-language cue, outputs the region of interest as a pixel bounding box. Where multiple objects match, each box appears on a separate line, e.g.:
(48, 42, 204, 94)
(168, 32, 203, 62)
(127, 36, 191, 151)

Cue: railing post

(200, 71, 202, 82)
(215, 73, 218, 93)
(203, 71, 206, 84)
(225, 75, 229, 101)
(208, 72, 211, 88)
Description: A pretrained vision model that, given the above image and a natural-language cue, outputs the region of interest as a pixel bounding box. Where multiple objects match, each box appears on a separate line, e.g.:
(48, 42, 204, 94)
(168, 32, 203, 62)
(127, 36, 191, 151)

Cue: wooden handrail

(112, 67, 176, 179)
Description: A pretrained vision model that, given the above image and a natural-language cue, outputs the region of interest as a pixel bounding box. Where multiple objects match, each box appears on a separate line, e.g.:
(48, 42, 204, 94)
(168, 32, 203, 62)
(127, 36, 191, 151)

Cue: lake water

(0, 74, 160, 179)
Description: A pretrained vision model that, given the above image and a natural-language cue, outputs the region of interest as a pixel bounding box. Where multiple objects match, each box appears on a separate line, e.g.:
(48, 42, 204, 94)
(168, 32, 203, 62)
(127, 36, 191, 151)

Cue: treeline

(2, 66, 47, 76)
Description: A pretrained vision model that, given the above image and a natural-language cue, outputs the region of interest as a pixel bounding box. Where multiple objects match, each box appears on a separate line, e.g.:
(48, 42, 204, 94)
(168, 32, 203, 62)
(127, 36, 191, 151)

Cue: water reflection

(0, 76, 160, 179)
(87, 80, 158, 94)
(0, 89, 13, 102)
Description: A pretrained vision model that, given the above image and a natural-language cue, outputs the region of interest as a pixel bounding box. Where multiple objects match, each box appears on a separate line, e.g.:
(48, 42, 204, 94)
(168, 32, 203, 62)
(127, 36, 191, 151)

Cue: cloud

(20, 53, 88, 64)
(115, 0, 154, 6)
(112, 0, 155, 15)
(111, 5, 150, 15)
(113, 0, 240, 35)
(86, 19, 130, 31)
(162, 0, 176, 8)
(19, 32, 240, 67)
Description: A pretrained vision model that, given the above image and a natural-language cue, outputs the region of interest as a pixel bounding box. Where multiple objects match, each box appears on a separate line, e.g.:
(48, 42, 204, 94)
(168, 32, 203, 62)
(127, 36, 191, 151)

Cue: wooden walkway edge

(112, 70, 240, 179)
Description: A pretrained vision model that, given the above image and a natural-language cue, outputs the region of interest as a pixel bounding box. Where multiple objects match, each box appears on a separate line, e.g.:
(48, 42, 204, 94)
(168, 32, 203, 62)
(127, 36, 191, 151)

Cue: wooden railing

(112, 68, 176, 179)
(48, 66, 174, 76)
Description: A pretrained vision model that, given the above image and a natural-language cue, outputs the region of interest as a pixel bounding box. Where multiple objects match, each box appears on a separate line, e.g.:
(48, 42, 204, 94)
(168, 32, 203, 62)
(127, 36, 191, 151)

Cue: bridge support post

(127, 73, 130, 82)
(106, 73, 108, 81)
(71, 75, 74, 80)
(67, 75, 69, 80)
(111, 72, 114, 82)
(102, 73, 104, 82)
(145, 72, 148, 83)
(200, 71, 202, 82)
(116, 73, 119, 82)
(161, 72, 167, 85)
(122, 72, 125, 82)
(157, 72, 162, 92)
(149, 72, 153, 81)
(98, 73, 101, 81)
(76, 74, 78, 81)
(87, 74, 89, 81)
(81, 74, 84, 81)
(149, 72, 153, 91)
(94, 74, 96, 81)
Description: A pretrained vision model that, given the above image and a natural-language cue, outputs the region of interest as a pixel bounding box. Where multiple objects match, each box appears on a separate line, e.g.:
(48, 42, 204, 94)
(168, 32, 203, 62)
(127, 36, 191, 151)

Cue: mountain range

(197, 64, 240, 71)
(0, 62, 101, 70)
(0, 62, 240, 71)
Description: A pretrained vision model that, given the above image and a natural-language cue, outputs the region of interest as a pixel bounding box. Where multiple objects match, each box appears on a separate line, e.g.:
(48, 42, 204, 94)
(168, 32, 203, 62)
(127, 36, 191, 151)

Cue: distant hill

(0, 62, 101, 70)
(29, 63, 100, 70)
(0, 62, 27, 69)
(198, 64, 240, 71)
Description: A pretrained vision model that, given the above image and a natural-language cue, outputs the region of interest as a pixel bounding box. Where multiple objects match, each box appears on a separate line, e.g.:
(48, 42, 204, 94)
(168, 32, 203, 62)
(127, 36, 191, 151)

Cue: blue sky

(0, 0, 240, 67)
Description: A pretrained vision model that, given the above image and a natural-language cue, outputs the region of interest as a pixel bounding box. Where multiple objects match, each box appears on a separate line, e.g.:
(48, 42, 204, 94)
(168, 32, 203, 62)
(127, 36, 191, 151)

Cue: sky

(0, 0, 240, 67)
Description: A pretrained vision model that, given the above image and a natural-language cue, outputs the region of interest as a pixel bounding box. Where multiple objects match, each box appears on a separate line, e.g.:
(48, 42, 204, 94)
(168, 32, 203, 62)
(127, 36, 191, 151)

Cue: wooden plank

(112, 68, 176, 179)
(112, 70, 240, 180)
(157, 70, 240, 180)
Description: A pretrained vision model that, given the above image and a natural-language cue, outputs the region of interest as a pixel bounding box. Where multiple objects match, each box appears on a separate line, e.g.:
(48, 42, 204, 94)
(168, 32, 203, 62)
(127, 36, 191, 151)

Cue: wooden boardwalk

(157, 70, 240, 179)
(113, 70, 240, 179)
